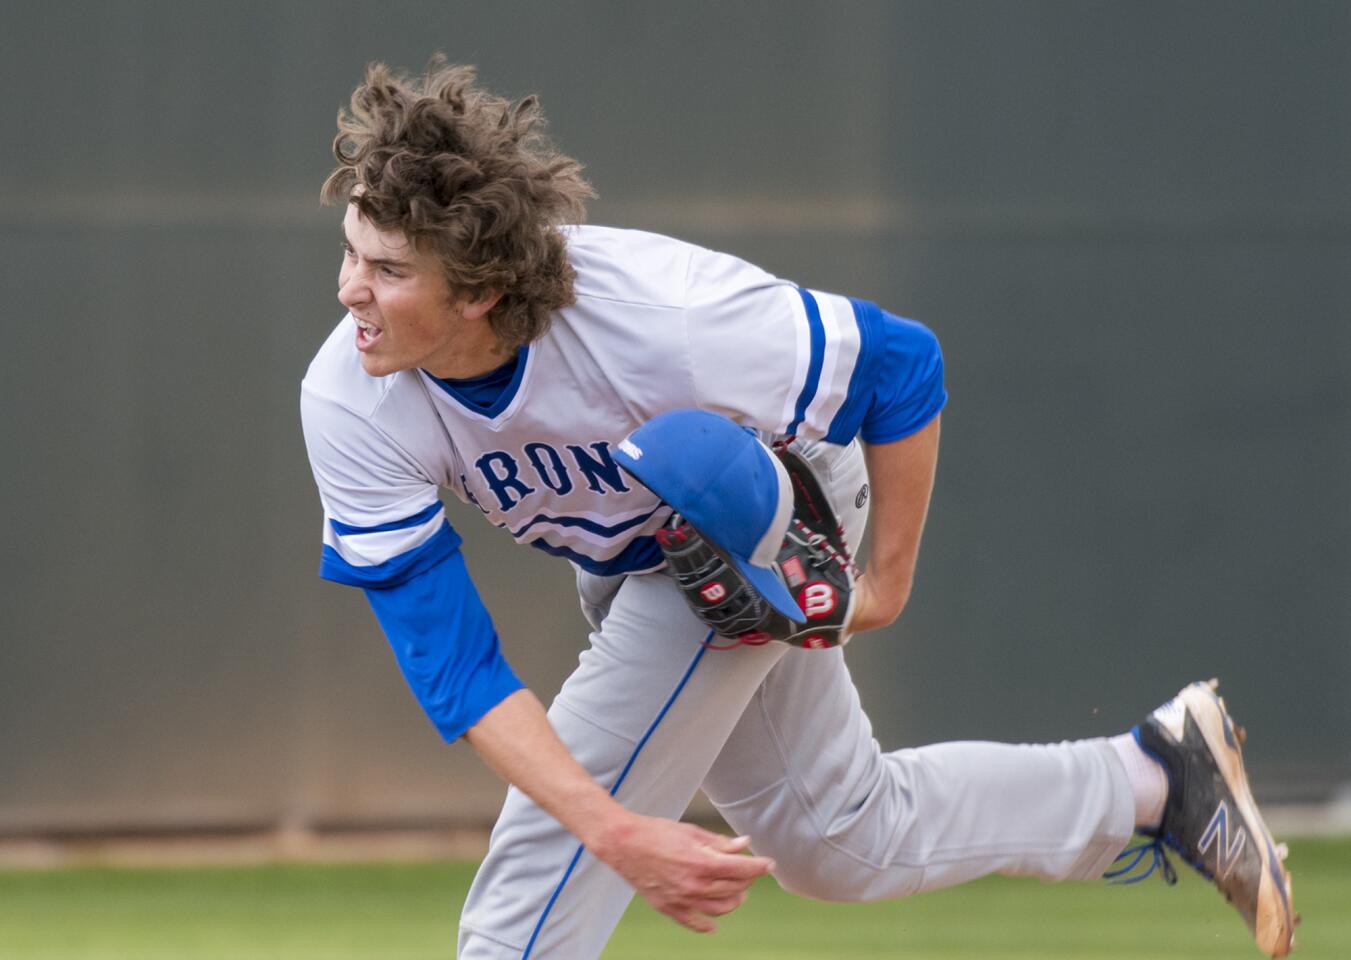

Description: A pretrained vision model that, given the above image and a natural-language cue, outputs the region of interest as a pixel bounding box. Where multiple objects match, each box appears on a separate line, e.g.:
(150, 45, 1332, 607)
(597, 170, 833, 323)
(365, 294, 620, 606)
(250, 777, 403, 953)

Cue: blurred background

(3, 0, 1348, 848)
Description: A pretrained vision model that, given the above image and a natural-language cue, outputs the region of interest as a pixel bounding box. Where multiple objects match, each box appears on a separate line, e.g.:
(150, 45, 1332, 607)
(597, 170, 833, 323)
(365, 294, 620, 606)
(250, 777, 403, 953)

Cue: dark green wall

(3, 1, 1347, 832)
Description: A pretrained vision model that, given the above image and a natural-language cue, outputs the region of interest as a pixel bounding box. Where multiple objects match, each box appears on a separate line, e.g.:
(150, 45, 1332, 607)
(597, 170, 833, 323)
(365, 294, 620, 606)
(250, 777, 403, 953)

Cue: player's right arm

(301, 380, 770, 932)
(465, 689, 773, 933)
(362, 551, 771, 932)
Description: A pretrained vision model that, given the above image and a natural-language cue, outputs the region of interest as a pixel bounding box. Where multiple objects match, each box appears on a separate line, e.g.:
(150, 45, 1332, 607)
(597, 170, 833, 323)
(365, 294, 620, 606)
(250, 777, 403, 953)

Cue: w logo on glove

(800, 582, 838, 619)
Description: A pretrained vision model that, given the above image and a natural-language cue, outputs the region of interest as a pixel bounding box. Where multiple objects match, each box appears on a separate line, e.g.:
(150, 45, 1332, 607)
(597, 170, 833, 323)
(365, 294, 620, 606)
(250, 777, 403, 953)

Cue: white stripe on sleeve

(322, 508, 446, 568)
(801, 290, 862, 438)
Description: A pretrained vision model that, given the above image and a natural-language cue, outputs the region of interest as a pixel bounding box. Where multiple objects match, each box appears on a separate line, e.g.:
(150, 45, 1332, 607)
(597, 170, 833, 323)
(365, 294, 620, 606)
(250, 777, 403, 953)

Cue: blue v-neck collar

(423, 345, 530, 419)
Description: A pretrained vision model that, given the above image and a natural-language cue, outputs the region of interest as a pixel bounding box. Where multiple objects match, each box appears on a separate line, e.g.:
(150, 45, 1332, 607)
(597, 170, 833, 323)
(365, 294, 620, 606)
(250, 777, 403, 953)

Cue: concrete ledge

(2, 799, 1348, 870)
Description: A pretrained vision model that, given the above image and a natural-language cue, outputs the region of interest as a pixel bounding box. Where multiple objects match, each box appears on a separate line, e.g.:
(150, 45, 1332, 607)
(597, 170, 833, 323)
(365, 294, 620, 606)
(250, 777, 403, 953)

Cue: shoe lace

(1103, 836, 1179, 886)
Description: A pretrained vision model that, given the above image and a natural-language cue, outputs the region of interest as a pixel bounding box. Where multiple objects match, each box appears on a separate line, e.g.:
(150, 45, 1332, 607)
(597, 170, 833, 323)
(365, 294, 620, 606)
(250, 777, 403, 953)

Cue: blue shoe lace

(1103, 836, 1179, 885)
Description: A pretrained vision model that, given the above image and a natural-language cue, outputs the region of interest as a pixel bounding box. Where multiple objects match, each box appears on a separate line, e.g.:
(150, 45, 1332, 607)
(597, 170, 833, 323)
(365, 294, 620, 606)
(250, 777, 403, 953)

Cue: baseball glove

(655, 446, 857, 649)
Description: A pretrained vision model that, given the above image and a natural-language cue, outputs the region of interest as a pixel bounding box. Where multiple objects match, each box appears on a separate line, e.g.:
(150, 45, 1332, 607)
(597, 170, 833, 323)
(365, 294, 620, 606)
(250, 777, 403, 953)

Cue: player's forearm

(852, 416, 941, 632)
(464, 687, 772, 931)
(463, 687, 635, 847)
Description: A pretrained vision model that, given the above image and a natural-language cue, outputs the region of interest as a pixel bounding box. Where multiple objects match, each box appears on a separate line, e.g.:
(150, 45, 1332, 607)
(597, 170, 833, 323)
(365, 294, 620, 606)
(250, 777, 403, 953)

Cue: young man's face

(337, 204, 491, 378)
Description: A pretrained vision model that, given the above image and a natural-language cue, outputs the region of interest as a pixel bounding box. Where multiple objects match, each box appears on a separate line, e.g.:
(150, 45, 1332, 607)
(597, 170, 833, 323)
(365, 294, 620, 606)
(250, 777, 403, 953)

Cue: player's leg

(458, 569, 789, 959)
(706, 665, 1296, 954)
(704, 645, 1135, 899)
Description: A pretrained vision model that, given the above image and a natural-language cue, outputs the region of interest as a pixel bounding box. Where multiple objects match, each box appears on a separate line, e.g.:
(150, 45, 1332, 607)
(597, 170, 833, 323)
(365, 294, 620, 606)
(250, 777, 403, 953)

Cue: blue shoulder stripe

(320, 521, 462, 588)
(824, 298, 886, 444)
(329, 500, 444, 537)
(786, 288, 827, 437)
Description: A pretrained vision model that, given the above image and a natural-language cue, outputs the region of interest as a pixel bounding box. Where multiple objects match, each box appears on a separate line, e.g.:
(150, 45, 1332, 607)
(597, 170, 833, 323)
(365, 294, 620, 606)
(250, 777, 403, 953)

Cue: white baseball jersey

(302, 225, 941, 588)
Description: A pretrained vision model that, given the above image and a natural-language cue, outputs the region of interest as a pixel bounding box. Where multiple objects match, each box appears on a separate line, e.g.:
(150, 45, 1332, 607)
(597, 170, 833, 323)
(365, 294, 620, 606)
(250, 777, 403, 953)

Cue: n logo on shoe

(1198, 800, 1247, 879)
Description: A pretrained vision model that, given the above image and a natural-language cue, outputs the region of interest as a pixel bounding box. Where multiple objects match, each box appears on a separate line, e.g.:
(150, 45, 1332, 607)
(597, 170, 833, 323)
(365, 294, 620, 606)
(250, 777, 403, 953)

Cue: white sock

(1109, 732, 1168, 830)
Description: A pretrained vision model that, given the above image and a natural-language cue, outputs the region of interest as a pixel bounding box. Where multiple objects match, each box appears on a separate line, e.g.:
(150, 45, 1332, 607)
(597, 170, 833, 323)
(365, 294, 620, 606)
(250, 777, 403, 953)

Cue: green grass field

(1, 838, 1345, 959)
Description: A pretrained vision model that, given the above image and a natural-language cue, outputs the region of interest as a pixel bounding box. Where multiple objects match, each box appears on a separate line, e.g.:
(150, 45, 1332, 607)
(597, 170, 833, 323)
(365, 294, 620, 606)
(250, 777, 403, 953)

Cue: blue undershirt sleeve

(363, 547, 523, 743)
(856, 305, 948, 444)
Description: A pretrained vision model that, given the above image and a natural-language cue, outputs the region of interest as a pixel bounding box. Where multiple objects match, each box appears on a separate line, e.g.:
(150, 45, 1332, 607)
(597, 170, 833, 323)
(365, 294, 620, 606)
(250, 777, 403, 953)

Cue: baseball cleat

(1122, 680, 1297, 957)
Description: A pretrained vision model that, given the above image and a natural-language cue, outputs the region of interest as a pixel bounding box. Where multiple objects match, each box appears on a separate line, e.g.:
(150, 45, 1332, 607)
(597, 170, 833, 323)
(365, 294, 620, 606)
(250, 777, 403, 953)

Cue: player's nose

(337, 269, 371, 309)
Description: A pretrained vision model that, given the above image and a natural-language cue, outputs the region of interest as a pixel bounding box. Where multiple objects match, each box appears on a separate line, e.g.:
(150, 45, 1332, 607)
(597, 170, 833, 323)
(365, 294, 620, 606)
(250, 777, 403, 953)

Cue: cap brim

(732, 556, 806, 624)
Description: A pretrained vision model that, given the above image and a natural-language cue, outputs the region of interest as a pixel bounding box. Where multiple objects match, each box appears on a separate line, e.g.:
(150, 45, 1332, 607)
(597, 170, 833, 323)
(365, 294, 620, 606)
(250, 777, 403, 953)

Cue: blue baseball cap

(614, 409, 804, 624)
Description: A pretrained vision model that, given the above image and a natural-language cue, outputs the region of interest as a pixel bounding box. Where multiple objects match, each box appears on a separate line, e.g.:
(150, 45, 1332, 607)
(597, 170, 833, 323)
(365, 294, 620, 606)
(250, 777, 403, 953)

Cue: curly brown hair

(321, 60, 594, 350)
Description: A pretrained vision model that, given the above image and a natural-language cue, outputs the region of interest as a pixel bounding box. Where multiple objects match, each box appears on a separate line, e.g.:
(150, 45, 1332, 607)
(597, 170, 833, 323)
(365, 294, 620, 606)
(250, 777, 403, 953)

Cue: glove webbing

(655, 512, 854, 650)
(654, 517, 774, 648)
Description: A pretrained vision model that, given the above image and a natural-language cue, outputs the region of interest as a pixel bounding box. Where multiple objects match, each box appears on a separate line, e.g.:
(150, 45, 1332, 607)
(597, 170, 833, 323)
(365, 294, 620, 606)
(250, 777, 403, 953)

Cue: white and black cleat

(1129, 680, 1298, 957)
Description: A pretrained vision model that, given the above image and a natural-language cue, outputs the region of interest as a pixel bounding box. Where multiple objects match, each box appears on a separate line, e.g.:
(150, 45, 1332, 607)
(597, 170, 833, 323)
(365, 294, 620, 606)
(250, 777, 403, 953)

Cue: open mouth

(354, 318, 383, 350)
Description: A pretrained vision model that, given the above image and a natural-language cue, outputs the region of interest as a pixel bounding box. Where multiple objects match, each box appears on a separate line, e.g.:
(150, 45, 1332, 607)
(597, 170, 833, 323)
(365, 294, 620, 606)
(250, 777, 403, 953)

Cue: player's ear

(459, 288, 503, 322)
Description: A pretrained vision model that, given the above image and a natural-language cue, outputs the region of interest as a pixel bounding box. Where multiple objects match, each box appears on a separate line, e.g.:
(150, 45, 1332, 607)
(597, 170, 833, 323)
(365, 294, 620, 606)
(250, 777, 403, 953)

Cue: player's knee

(768, 845, 921, 902)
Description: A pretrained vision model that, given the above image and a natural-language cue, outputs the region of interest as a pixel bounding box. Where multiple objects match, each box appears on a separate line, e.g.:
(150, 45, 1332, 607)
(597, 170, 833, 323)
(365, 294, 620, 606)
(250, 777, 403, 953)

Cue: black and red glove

(656, 446, 856, 649)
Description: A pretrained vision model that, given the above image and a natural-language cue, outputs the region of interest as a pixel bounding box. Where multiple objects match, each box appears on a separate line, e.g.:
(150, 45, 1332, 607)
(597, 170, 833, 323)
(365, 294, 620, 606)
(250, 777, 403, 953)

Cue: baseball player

(301, 61, 1297, 958)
